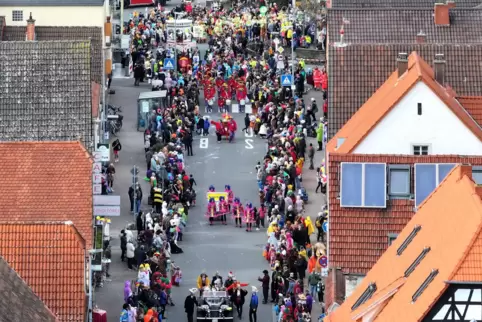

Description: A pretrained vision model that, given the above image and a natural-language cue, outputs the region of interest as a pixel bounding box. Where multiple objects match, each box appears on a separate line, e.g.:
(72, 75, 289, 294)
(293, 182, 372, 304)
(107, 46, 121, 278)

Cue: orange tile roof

(327, 52, 482, 154)
(325, 165, 482, 322)
(457, 96, 482, 126)
(0, 142, 93, 248)
(0, 222, 86, 322)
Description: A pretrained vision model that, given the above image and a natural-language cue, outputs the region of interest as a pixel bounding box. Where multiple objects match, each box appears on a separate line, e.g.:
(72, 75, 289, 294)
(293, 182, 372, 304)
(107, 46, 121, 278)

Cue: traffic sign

(164, 58, 175, 70)
(281, 74, 293, 87)
(130, 167, 139, 176)
(322, 222, 329, 233)
(319, 255, 328, 268)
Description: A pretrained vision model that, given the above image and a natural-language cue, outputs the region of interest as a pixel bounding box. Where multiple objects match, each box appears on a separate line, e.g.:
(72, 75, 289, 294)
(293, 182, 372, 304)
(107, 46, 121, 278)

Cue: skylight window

(397, 225, 421, 256)
(404, 247, 431, 277)
(412, 269, 439, 303)
(351, 283, 377, 311)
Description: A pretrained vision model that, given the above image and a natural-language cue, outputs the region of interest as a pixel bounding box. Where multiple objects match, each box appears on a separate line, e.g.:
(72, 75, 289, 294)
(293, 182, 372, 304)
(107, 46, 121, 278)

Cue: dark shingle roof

(2, 26, 102, 83)
(327, 43, 482, 138)
(0, 256, 57, 322)
(328, 8, 482, 44)
(0, 0, 103, 6)
(0, 41, 94, 150)
(330, 0, 482, 8)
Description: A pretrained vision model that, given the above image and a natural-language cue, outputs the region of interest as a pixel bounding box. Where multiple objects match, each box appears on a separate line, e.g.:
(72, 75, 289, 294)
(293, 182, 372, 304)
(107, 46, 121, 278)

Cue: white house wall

(353, 81, 482, 155)
(0, 6, 104, 27)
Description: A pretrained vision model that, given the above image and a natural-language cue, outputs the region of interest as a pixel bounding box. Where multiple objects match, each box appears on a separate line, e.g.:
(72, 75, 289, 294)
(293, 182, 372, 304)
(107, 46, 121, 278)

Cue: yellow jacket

(305, 217, 314, 236)
(197, 275, 210, 289)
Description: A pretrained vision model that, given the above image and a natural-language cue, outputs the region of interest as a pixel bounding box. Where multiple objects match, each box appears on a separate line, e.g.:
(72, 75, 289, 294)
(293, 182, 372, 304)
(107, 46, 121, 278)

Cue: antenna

(334, 18, 350, 48)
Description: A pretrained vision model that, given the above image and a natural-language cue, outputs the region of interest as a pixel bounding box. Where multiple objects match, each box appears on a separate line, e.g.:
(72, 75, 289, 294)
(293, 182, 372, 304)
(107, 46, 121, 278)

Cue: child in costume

(171, 266, 182, 286)
(225, 185, 234, 210)
(232, 197, 244, 228)
(206, 197, 217, 226)
(244, 202, 254, 232)
(208, 185, 215, 193)
(219, 196, 228, 225)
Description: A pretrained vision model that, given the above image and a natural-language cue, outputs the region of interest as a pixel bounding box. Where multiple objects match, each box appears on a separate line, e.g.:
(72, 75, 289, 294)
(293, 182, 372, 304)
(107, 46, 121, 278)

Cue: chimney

(447, 0, 456, 9)
(397, 53, 408, 78)
(416, 30, 426, 43)
(26, 13, 35, 41)
(434, 3, 451, 26)
(434, 53, 446, 85)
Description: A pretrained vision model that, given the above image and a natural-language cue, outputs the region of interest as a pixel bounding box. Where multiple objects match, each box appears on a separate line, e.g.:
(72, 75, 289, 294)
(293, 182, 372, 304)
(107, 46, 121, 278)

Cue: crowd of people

(116, 1, 329, 321)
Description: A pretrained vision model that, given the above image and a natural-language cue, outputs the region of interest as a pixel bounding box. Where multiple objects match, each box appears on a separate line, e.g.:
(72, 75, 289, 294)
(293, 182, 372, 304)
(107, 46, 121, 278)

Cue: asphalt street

(96, 4, 327, 321)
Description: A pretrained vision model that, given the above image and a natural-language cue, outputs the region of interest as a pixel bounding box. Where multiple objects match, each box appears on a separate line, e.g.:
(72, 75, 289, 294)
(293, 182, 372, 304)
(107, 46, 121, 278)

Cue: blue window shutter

(364, 164, 386, 207)
(415, 164, 437, 207)
(341, 163, 363, 207)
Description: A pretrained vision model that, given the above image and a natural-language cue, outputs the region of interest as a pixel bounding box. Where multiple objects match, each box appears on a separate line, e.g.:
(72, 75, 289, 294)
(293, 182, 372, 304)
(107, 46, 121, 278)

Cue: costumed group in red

(205, 185, 257, 231)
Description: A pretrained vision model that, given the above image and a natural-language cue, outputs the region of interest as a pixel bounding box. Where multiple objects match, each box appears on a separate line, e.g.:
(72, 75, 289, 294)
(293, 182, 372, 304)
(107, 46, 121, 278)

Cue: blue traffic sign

(319, 255, 328, 268)
(280, 74, 293, 87)
(163, 58, 175, 70)
(322, 221, 328, 233)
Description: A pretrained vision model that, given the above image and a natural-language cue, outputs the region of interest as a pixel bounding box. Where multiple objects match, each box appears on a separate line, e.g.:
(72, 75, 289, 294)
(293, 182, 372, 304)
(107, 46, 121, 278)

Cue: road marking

(200, 138, 209, 149)
(244, 129, 253, 138)
(245, 139, 254, 149)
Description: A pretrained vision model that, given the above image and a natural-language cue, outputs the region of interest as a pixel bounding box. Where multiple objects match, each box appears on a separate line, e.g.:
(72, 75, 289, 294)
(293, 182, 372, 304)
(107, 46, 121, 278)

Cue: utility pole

(120, 0, 124, 34)
(131, 165, 139, 217)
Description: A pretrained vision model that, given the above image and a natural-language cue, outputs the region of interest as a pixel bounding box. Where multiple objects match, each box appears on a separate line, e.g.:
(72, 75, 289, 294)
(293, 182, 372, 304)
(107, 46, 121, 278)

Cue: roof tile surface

(326, 165, 482, 322)
(0, 256, 57, 322)
(2, 26, 102, 84)
(0, 222, 86, 322)
(458, 96, 482, 125)
(330, 0, 482, 8)
(328, 153, 482, 275)
(0, 41, 94, 150)
(0, 142, 93, 247)
(327, 44, 482, 137)
(328, 8, 482, 44)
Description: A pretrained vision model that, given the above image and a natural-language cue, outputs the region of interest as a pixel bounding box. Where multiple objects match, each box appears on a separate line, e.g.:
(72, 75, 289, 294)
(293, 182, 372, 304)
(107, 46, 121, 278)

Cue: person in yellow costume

(266, 219, 278, 236)
(304, 216, 315, 236)
(197, 272, 210, 290)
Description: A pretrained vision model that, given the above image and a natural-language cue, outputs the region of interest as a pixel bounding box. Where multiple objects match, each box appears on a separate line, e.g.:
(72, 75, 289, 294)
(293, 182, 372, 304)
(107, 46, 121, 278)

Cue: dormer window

(337, 137, 346, 149)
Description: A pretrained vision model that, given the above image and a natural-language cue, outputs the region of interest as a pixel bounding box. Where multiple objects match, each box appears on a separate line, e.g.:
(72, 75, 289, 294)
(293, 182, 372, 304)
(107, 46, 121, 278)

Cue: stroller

(299, 187, 309, 203)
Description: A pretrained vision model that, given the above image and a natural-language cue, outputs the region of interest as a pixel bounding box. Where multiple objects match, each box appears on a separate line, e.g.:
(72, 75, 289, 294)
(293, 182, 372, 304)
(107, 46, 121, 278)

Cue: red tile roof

(0, 222, 86, 322)
(327, 52, 482, 154)
(458, 96, 482, 126)
(328, 153, 482, 276)
(0, 142, 93, 248)
(0, 256, 58, 322)
(326, 165, 482, 322)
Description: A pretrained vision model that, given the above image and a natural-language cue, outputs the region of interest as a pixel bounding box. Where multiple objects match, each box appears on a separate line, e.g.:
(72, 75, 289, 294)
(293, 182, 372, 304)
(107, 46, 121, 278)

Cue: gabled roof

(0, 41, 94, 150)
(327, 8, 482, 44)
(326, 165, 482, 322)
(0, 0, 104, 6)
(0, 142, 93, 248)
(0, 222, 86, 322)
(2, 26, 102, 84)
(0, 256, 57, 322)
(327, 43, 482, 138)
(330, 0, 482, 8)
(327, 52, 482, 153)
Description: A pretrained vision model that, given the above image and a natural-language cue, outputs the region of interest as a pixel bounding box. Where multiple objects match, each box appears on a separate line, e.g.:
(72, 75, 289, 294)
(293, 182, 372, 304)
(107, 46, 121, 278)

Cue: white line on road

(200, 138, 209, 149)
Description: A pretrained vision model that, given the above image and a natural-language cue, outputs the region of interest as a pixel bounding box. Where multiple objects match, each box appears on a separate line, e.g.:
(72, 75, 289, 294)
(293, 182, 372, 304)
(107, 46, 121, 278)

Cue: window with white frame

(388, 165, 411, 198)
(413, 145, 430, 155)
(12, 10, 23, 22)
(340, 163, 387, 208)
